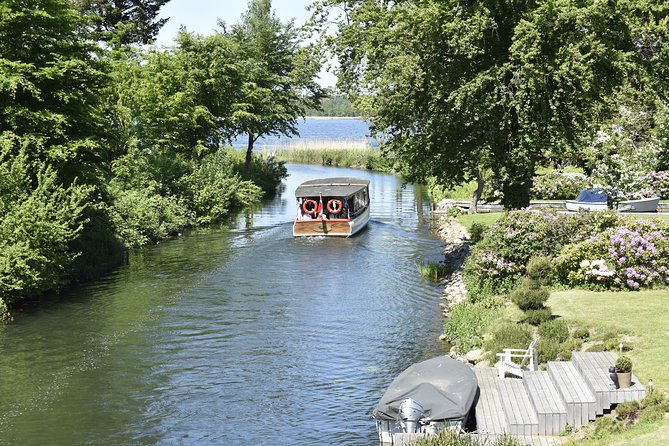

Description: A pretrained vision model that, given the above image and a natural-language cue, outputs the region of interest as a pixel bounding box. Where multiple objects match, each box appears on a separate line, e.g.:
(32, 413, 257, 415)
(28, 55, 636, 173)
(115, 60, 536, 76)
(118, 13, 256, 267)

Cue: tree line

(0, 0, 323, 315)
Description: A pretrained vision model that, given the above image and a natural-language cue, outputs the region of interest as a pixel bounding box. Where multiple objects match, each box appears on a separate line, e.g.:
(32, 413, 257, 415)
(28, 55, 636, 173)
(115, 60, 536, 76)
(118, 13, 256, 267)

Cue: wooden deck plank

(524, 371, 567, 435)
(548, 361, 596, 428)
(498, 378, 539, 436)
(572, 351, 616, 414)
(474, 368, 508, 435)
(573, 352, 646, 406)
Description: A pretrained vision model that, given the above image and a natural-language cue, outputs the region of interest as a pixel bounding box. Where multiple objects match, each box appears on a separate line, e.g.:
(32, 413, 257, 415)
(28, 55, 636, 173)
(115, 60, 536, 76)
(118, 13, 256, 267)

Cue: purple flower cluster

(602, 223, 669, 289)
(478, 251, 517, 277)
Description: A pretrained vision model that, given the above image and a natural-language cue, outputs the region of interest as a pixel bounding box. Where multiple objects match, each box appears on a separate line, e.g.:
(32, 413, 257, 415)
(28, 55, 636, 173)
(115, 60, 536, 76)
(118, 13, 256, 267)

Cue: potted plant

(615, 355, 633, 388)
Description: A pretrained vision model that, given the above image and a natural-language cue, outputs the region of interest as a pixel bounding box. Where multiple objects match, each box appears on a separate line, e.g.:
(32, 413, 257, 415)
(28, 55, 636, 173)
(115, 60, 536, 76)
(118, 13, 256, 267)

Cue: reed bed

(417, 262, 453, 282)
(264, 139, 392, 171)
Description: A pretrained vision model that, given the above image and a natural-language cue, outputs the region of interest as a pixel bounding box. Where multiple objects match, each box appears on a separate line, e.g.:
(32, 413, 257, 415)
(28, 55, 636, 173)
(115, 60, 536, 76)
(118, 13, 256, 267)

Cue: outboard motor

(398, 398, 425, 434)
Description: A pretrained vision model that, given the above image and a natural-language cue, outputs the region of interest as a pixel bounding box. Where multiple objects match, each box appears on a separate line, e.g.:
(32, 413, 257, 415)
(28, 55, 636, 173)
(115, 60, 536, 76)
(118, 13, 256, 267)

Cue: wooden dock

(473, 352, 647, 445)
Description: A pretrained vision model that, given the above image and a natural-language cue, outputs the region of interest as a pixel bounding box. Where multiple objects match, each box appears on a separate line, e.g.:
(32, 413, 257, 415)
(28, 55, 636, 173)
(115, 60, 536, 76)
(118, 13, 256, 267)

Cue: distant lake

(231, 118, 378, 149)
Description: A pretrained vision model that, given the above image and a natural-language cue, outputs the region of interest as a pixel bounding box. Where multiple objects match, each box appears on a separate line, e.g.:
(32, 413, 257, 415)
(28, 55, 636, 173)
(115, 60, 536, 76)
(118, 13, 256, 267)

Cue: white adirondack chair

(495, 337, 540, 379)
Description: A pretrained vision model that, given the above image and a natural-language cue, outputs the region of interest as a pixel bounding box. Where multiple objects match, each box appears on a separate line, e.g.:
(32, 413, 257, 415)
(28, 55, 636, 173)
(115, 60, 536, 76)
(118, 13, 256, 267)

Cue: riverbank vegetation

(428, 166, 669, 207)
(0, 0, 322, 317)
(440, 209, 669, 444)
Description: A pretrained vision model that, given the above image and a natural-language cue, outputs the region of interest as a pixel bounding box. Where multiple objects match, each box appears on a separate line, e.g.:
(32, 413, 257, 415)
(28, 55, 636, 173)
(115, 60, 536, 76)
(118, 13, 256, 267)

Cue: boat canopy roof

(294, 177, 370, 198)
(373, 355, 478, 422)
(575, 189, 608, 203)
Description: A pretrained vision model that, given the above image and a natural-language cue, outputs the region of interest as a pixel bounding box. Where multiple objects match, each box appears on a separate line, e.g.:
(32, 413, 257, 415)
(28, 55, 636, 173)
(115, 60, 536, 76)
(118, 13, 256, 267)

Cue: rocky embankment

(432, 201, 487, 366)
(432, 203, 470, 314)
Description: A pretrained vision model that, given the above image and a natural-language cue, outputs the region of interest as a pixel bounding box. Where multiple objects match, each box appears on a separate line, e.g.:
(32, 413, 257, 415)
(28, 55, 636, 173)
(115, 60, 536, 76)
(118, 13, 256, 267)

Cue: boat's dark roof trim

(295, 177, 370, 198)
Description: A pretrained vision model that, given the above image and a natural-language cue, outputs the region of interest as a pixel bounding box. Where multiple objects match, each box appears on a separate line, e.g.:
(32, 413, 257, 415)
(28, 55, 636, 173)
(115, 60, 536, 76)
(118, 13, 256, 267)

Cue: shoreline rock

(432, 207, 470, 316)
(432, 204, 488, 365)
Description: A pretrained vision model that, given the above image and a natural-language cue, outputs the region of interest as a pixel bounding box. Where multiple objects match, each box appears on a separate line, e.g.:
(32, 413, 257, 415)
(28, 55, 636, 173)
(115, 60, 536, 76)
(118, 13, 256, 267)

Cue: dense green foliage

(616, 355, 633, 373)
(409, 430, 521, 446)
(312, 0, 669, 210)
(484, 322, 533, 362)
(0, 0, 106, 312)
(73, 0, 170, 45)
(443, 298, 502, 354)
(0, 0, 315, 314)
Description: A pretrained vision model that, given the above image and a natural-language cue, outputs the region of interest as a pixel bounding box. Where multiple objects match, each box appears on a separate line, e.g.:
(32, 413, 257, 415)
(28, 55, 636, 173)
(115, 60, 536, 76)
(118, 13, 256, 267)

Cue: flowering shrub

(531, 171, 589, 200)
(555, 218, 669, 290)
(464, 208, 571, 296)
(645, 171, 669, 199)
(465, 209, 667, 296)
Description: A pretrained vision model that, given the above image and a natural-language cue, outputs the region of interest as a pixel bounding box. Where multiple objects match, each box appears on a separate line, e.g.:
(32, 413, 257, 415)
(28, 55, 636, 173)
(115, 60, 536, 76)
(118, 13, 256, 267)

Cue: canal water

(0, 164, 448, 446)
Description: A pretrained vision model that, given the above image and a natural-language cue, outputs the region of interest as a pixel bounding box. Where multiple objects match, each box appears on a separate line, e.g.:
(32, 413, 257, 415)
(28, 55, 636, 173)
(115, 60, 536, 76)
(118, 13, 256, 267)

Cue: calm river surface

(0, 164, 448, 446)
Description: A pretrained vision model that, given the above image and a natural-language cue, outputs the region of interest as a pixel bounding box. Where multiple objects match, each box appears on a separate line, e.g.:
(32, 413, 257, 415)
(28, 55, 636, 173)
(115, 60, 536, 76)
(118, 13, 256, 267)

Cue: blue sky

(155, 0, 313, 46)
(154, 0, 336, 86)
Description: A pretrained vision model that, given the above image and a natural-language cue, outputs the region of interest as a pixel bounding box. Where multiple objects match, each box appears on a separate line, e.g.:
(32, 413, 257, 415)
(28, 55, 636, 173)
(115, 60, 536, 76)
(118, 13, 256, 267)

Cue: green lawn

(550, 289, 669, 445)
(550, 289, 669, 389)
(456, 212, 504, 230)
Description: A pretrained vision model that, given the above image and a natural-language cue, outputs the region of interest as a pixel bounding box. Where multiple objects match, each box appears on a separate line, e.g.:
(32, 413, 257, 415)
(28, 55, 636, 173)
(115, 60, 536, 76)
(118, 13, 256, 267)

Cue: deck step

(474, 368, 508, 435)
(497, 378, 539, 436)
(547, 361, 597, 428)
(524, 371, 567, 435)
(572, 351, 646, 409)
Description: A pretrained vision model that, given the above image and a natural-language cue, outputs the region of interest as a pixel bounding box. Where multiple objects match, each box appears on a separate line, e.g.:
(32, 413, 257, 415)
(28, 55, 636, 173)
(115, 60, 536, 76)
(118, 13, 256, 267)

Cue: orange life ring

(302, 199, 318, 215)
(327, 199, 343, 214)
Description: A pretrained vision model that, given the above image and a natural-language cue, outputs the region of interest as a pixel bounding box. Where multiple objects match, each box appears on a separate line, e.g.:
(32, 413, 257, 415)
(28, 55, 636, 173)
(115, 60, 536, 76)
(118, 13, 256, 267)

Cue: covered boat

(373, 355, 478, 445)
(293, 177, 370, 237)
(565, 189, 660, 212)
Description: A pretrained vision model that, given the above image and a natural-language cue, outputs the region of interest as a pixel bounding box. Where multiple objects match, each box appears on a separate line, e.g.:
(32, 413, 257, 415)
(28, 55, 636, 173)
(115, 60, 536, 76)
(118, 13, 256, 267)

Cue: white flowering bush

(588, 118, 661, 200)
(645, 171, 669, 199)
(532, 171, 590, 200)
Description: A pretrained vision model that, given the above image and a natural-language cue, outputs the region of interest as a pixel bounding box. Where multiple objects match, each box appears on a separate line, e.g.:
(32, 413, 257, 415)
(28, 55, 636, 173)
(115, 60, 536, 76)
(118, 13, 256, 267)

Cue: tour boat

(293, 177, 370, 237)
(565, 189, 660, 213)
(373, 355, 478, 445)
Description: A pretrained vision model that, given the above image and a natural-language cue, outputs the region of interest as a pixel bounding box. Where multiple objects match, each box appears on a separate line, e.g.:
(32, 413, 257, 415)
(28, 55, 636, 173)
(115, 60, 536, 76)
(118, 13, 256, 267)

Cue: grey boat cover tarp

(575, 189, 608, 203)
(373, 356, 478, 422)
(295, 177, 369, 198)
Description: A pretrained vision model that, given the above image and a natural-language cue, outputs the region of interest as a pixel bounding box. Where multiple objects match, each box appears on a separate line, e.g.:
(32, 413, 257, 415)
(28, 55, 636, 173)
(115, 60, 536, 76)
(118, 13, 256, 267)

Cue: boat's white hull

(565, 197, 660, 213)
(293, 206, 370, 237)
(564, 201, 608, 212)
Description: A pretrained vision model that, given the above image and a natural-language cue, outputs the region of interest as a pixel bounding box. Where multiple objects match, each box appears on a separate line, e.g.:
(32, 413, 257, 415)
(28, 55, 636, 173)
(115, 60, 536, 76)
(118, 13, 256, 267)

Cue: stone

(466, 348, 485, 364)
(474, 360, 491, 369)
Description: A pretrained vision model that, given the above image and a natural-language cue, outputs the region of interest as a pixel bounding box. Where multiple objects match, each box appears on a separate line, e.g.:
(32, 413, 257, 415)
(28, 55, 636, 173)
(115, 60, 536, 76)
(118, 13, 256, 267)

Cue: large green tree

(0, 0, 106, 300)
(0, 0, 106, 184)
(226, 0, 324, 178)
(72, 0, 170, 45)
(313, 0, 669, 209)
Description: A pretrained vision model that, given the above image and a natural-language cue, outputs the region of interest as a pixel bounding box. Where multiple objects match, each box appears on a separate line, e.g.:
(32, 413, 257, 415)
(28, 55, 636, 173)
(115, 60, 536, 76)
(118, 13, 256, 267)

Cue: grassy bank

(456, 212, 504, 231)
